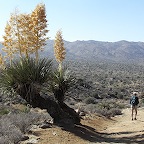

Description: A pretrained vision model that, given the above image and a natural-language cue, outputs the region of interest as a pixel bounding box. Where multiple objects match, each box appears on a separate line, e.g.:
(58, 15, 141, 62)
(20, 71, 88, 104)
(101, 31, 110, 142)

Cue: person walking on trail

(130, 92, 139, 120)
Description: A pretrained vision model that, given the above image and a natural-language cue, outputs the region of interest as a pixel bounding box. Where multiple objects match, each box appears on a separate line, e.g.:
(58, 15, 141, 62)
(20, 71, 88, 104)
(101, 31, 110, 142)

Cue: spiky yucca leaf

(0, 57, 52, 96)
(48, 68, 75, 102)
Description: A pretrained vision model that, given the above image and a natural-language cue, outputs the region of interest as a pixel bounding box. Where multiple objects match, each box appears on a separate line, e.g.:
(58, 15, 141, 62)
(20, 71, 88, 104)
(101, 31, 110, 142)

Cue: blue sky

(0, 0, 144, 42)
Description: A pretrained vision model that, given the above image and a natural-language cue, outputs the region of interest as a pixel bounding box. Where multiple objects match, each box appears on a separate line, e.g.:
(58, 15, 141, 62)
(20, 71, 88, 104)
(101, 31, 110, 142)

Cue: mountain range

(1, 40, 144, 63)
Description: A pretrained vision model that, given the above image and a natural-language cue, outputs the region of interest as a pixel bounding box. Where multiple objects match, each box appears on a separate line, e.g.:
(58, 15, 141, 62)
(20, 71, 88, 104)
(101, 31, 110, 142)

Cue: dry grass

(0, 107, 52, 143)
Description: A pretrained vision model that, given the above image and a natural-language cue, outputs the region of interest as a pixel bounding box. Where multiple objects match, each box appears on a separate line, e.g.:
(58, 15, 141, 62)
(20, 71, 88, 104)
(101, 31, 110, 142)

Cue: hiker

(130, 92, 139, 120)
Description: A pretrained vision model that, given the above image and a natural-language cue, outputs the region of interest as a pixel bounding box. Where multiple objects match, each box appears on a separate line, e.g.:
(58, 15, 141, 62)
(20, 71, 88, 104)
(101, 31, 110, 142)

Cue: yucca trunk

(58, 102, 81, 124)
(15, 84, 80, 124)
(15, 84, 38, 105)
(54, 89, 64, 103)
(53, 88, 80, 124)
(15, 84, 63, 122)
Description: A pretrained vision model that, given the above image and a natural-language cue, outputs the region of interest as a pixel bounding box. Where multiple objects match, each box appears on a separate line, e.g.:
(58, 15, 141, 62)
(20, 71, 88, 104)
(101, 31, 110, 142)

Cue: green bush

(0, 108, 9, 115)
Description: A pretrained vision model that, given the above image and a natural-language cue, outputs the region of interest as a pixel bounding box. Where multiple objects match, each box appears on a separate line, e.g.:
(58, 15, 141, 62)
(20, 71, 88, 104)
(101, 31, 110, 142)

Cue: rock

(24, 138, 38, 144)
(79, 111, 86, 116)
(52, 132, 57, 136)
(40, 122, 53, 129)
(21, 135, 29, 141)
(20, 135, 40, 144)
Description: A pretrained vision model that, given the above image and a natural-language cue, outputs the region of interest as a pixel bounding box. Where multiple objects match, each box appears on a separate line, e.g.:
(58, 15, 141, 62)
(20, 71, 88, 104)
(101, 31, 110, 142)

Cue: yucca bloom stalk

(2, 22, 18, 65)
(11, 11, 23, 58)
(2, 4, 49, 62)
(2, 11, 31, 61)
(0, 54, 5, 69)
(51, 30, 71, 103)
(17, 13, 33, 59)
(30, 3, 49, 62)
(54, 30, 66, 73)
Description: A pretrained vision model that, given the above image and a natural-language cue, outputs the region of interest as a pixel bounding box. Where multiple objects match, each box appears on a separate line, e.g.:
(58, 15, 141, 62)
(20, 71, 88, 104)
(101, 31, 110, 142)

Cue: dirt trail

(22, 107, 144, 144)
(99, 107, 144, 144)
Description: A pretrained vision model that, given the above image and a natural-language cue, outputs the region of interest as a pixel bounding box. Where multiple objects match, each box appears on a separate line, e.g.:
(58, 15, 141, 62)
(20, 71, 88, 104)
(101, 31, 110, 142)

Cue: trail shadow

(101, 130, 144, 135)
(138, 120, 144, 122)
(59, 123, 144, 144)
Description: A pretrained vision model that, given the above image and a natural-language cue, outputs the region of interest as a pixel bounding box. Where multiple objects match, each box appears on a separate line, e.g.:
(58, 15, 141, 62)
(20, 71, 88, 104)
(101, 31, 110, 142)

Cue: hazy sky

(0, 0, 144, 42)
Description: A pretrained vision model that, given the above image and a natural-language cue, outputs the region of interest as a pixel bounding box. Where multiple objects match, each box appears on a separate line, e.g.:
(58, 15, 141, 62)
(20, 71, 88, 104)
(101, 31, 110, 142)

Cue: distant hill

(43, 40, 144, 63)
(1, 40, 144, 63)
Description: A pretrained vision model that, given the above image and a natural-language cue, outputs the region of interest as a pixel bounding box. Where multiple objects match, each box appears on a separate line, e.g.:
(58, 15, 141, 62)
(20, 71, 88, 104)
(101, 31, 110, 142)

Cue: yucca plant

(48, 68, 80, 124)
(53, 30, 68, 103)
(0, 57, 52, 105)
(49, 67, 75, 103)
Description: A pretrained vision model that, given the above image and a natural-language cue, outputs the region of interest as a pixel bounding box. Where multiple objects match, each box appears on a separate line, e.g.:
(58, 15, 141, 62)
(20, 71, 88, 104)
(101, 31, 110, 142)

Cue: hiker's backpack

(130, 96, 139, 106)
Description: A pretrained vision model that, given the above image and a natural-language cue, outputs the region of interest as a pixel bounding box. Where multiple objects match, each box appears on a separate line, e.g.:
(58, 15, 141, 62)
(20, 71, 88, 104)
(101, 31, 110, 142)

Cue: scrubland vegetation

(64, 60, 144, 112)
(1, 59, 144, 143)
(66, 60, 144, 100)
(0, 2, 144, 144)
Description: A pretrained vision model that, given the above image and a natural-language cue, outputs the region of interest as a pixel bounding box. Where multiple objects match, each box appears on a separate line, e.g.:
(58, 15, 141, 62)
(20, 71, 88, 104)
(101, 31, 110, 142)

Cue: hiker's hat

(133, 92, 137, 95)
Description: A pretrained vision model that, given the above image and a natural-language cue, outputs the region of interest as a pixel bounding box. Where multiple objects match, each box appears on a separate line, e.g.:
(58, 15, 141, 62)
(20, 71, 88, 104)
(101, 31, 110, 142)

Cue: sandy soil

(22, 107, 144, 144)
(100, 107, 144, 144)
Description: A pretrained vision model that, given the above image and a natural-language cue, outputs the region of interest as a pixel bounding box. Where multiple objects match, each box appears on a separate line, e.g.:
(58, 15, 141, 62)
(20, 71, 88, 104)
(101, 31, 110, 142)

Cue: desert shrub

(91, 92, 101, 99)
(83, 104, 97, 113)
(82, 98, 124, 117)
(95, 99, 123, 117)
(98, 101, 111, 110)
(97, 108, 122, 118)
(139, 98, 144, 107)
(98, 99, 125, 109)
(107, 92, 117, 98)
(0, 93, 27, 106)
(0, 118, 23, 144)
(0, 104, 11, 116)
(142, 98, 144, 104)
(96, 108, 110, 117)
(22, 106, 31, 113)
(0, 136, 9, 144)
(108, 108, 122, 116)
(0, 110, 52, 143)
(5, 112, 48, 133)
(116, 102, 125, 109)
(84, 97, 97, 104)
(0, 103, 31, 117)
(12, 104, 31, 113)
(117, 93, 124, 99)
(77, 78, 91, 89)
(0, 108, 9, 115)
